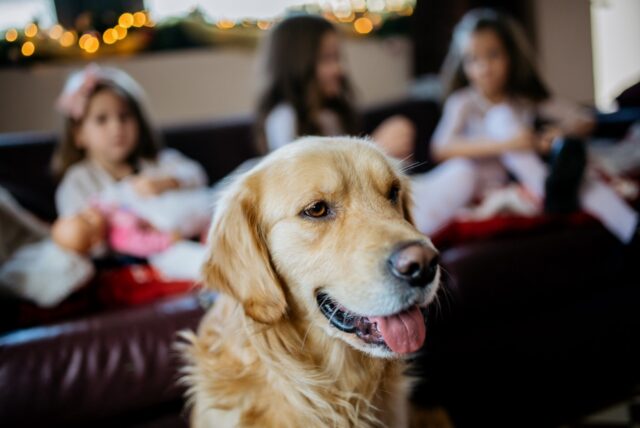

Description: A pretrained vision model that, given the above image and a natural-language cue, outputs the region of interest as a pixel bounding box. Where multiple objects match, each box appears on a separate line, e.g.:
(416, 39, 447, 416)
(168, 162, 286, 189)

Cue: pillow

(0, 239, 94, 307)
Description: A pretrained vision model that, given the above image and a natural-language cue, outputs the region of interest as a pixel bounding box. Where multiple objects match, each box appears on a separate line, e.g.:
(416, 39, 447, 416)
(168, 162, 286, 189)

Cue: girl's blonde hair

(441, 8, 550, 102)
(51, 66, 161, 180)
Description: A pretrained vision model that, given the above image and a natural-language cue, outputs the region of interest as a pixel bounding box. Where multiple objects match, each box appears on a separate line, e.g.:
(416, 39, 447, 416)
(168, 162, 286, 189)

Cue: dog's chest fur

(184, 296, 410, 428)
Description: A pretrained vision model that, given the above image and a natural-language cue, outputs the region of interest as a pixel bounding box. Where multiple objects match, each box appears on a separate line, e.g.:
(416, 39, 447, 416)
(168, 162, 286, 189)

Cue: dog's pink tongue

(371, 306, 426, 354)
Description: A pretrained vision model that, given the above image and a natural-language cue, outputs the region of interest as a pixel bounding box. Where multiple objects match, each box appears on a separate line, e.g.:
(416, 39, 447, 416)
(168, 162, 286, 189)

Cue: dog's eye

(388, 184, 400, 204)
(302, 201, 330, 219)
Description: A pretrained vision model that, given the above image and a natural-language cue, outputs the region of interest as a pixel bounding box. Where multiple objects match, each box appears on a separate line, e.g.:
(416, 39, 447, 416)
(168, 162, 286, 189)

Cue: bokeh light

(5, 28, 18, 42)
(24, 23, 38, 38)
(354, 17, 373, 34)
(21, 41, 35, 56)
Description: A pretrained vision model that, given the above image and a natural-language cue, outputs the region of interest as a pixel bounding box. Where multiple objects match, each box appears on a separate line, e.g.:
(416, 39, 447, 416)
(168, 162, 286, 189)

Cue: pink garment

(97, 205, 175, 257)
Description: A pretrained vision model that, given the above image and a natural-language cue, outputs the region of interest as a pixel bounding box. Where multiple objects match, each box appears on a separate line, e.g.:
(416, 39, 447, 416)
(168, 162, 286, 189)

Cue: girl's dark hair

(52, 79, 161, 180)
(441, 8, 550, 102)
(254, 15, 359, 154)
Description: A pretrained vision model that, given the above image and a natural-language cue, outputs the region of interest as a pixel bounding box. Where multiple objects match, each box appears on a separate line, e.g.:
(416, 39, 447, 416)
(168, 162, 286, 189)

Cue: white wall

(0, 37, 412, 133)
(533, 0, 595, 105)
(591, 0, 640, 111)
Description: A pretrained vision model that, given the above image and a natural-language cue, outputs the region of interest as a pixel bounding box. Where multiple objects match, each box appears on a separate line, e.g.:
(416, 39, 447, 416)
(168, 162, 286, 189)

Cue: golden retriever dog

(181, 137, 440, 428)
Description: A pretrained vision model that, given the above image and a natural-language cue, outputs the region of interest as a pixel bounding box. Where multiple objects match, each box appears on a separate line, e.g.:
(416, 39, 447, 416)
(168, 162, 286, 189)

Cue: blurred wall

(533, 0, 595, 105)
(0, 37, 412, 133)
(591, 0, 640, 110)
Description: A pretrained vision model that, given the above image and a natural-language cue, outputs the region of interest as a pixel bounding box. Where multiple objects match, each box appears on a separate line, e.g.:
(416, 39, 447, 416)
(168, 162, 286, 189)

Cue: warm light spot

(367, 0, 386, 13)
(145, 18, 155, 27)
(354, 17, 373, 34)
(387, 0, 404, 12)
(48, 24, 63, 39)
(119, 13, 134, 29)
(369, 13, 382, 26)
(216, 19, 235, 29)
(399, 6, 414, 16)
(334, 6, 353, 20)
(337, 12, 355, 22)
(60, 31, 75, 47)
(353, 0, 367, 12)
(78, 33, 92, 49)
(103, 28, 118, 44)
(257, 21, 271, 30)
(24, 23, 38, 38)
(114, 25, 128, 40)
(5, 28, 18, 42)
(21, 41, 35, 56)
(133, 11, 146, 27)
(84, 36, 99, 53)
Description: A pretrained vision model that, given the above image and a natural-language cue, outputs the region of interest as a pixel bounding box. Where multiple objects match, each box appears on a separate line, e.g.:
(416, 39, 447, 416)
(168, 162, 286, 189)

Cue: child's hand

(52, 208, 106, 254)
(372, 115, 416, 160)
(509, 130, 537, 151)
(131, 176, 180, 197)
(536, 127, 563, 154)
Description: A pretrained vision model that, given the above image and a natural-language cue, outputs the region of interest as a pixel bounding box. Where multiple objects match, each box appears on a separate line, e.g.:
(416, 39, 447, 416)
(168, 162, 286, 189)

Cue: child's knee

(443, 158, 477, 184)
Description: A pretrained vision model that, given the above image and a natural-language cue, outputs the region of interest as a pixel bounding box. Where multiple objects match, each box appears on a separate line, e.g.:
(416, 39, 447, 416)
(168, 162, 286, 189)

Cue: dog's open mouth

(316, 292, 427, 355)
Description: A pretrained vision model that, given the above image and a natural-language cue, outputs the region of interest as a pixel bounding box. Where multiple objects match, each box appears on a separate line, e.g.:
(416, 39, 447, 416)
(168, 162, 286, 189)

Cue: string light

(24, 23, 38, 38)
(114, 25, 127, 40)
(103, 28, 118, 44)
(5, 28, 18, 42)
(132, 12, 147, 27)
(399, 5, 413, 16)
(0, 3, 417, 63)
(354, 17, 373, 34)
(367, 0, 386, 13)
(78, 33, 92, 49)
(118, 13, 134, 29)
(84, 36, 100, 53)
(353, 0, 367, 12)
(49, 24, 63, 39)
(60, 31, 75, 47)
(216, 19, 235, 29)
(21, 41, 35, 56)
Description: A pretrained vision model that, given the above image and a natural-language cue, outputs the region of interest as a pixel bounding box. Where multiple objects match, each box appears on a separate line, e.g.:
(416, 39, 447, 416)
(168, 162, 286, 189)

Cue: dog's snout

(388, 242, 439, 287)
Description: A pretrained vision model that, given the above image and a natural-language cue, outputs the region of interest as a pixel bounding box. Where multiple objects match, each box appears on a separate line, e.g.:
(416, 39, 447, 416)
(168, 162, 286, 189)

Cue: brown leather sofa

(1, 99, 638, 427)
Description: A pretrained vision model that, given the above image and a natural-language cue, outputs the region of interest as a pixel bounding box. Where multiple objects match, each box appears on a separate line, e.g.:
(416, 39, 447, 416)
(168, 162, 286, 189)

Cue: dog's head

(202, 137, 439, 358)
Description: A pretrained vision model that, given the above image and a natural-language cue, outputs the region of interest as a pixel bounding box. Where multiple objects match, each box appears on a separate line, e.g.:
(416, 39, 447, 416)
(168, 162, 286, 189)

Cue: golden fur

(181, 137, 440, 428)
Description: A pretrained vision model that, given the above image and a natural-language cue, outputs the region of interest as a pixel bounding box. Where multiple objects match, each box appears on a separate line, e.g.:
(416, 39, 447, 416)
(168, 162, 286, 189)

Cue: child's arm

(131, 149, 208, 197)
(432, 131, 536, 162)
(431, 95, 535, 162)
(538, 98, 595, 138)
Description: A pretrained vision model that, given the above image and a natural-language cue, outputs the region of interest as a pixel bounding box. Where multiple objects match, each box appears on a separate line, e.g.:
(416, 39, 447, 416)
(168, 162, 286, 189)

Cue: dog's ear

(401, 176, 415, 225)
(201, 176, 287, 324)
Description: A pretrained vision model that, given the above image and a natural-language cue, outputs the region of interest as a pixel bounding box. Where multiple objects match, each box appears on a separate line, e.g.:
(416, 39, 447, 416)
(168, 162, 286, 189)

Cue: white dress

(264, 103, 344, 152)
(412, 88, 638, 242)
(55, 148, 208, 216)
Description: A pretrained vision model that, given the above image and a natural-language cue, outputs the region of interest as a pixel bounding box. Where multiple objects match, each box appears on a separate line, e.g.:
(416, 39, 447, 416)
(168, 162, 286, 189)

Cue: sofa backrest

(0, 99, 440, 221)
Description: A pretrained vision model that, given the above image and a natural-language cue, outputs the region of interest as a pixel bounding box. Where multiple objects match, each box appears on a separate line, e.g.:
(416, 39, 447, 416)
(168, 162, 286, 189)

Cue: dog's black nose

(388, 241, 439, 287)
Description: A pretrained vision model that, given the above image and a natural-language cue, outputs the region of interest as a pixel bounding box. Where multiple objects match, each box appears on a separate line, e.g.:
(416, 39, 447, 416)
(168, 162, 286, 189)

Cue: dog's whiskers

(400, 160, 426, 174)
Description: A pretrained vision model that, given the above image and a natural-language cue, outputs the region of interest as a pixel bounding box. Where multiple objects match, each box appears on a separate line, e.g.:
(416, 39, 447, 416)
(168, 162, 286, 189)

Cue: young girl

(53, 64, 208, 217)
(413, 8, 638, 243)
(255, 15, 415, 160)
(52, 64, 209, 256)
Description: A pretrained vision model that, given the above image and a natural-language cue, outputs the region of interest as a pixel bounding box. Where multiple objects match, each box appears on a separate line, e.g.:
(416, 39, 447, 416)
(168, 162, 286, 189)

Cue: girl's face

(316, 31, 344, 99)
(463, 29, 510, 99)
(76, 88, 139, 165)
